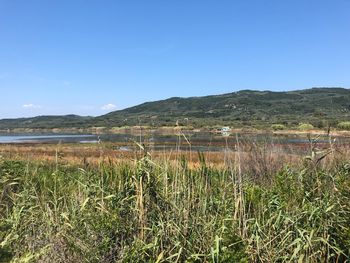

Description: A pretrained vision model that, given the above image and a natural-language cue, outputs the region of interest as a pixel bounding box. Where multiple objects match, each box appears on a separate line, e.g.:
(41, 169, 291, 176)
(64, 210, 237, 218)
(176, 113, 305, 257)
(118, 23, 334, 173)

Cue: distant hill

(1, 87, 350, 129)
(0, 115, 93, 129)
(92, 87, 350, 128)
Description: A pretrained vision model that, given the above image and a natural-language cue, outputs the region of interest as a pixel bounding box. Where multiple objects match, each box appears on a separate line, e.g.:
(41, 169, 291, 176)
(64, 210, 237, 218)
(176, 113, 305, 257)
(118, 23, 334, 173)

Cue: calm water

(0, 132, 347, 153)
(0, 134, 98, 144)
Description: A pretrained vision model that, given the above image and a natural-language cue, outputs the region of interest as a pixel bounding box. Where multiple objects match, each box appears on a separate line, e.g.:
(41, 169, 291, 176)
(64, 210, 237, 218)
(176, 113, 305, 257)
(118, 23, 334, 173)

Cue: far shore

(1, 126, 350, 137)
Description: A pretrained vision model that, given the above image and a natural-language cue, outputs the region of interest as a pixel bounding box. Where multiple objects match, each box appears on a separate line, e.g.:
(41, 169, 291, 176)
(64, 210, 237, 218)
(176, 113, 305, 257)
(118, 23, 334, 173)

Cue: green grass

(0, 149, 350, 262)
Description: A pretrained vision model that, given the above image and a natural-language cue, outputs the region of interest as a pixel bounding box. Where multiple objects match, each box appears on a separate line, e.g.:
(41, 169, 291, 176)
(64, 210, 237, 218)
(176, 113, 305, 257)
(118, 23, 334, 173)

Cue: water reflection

(0, 132, 348, 154)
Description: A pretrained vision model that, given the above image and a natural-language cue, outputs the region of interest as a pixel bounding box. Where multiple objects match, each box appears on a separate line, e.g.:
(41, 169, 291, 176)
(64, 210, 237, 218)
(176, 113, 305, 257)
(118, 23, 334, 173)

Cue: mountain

(92, 87, 350, 128)
(1, 87, 350, 130)
(0, 115, 93, 129)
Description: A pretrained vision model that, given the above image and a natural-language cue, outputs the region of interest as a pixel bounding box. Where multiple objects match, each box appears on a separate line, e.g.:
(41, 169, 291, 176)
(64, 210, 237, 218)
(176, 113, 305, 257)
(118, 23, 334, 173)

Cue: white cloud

(101, 103, 117, 111)
(22, 104, 42, 109)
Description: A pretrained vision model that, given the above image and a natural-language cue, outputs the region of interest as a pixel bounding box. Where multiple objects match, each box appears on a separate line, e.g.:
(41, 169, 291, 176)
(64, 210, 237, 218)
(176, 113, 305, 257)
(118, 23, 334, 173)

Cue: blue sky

(0, 0, 349, 118)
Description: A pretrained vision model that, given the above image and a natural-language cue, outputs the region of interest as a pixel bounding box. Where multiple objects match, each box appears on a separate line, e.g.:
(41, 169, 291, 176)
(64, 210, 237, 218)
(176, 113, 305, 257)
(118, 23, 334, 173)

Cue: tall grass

(0, 141, 350, 262)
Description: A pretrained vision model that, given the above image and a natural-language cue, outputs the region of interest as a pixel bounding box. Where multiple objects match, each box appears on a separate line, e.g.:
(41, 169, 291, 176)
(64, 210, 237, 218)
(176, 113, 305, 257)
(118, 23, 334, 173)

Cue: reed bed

(0, 137, 350, 262)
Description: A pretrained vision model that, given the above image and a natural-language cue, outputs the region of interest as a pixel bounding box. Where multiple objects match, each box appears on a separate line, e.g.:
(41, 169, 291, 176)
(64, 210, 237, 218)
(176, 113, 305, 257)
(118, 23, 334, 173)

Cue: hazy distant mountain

(1, 87, 350, 129)
(0, 115, 93, 129)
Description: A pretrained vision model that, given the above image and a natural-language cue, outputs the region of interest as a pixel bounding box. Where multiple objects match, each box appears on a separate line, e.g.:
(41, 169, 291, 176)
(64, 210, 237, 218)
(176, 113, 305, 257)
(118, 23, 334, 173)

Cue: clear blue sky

(0, 0, 349, 118)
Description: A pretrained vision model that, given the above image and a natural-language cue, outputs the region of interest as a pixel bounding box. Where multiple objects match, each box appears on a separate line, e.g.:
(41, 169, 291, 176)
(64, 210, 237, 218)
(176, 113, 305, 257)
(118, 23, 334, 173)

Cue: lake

(0, 132, 346, 153)
(0, 134, 98, 144)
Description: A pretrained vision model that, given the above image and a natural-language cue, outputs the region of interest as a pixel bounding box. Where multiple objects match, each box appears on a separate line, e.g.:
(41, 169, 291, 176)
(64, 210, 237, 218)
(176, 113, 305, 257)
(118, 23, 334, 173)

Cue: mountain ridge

(1, 87, 350, 129)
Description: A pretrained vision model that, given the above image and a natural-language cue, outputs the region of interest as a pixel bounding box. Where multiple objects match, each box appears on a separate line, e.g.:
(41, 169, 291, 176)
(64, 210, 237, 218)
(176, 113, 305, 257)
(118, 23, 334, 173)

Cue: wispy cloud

(22, 104, 42, 109)
(101, 103, 117, 111)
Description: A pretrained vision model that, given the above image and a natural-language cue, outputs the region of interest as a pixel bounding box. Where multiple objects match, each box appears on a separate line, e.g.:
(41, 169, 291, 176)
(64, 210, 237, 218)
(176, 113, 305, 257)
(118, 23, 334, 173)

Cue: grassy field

(1, 137, 350, 262)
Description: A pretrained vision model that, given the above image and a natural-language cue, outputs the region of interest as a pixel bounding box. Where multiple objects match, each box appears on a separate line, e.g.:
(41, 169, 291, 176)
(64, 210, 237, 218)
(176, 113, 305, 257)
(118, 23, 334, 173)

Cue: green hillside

(1, 87, 350, 129)
(93, 87, 350, 128)
(0, 115, 93, 129)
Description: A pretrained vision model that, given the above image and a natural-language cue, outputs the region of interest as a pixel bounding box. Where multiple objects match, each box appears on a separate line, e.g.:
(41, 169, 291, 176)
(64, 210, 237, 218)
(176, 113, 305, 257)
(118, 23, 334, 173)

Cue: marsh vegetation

(0, 134, 350, 262)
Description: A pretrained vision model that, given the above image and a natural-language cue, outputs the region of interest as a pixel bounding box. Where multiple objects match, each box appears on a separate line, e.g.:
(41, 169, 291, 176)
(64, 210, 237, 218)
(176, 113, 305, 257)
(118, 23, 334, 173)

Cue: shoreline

(1, 126, 350, 138)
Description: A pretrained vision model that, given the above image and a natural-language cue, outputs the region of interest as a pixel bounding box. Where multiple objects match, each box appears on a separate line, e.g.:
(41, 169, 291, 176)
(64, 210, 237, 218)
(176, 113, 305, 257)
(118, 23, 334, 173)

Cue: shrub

(337, 121, 350, 130)
(271, 124, 286, 131)
(298, 123, 314, 130)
